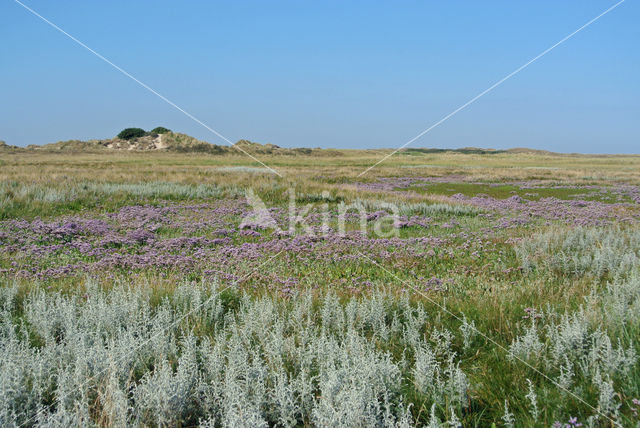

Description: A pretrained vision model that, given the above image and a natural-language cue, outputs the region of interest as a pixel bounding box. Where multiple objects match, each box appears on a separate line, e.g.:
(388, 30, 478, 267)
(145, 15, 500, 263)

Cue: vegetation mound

(117, 128, 147, 140)
(19, 129, 344, 156)
(150, 126, 171, 134)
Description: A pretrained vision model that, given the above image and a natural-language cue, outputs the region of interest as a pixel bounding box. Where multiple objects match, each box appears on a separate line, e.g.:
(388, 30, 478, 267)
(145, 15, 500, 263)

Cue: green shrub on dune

(150, 126, 171, 134)
(117, 128, 147, 140)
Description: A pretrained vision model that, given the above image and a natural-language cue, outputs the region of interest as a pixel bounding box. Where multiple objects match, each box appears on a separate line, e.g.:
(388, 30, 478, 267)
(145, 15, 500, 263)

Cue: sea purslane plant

(509, 270, 640, 423)
(0, 279, 470, 427)
(516, 226, 640, 278)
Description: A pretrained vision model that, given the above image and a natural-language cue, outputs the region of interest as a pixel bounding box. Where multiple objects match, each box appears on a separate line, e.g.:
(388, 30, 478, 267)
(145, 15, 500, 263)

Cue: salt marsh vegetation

(1, 151, 639, 426)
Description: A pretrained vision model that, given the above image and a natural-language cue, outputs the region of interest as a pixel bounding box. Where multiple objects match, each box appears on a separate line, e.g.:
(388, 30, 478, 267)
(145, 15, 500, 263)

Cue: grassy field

(1, 149, 639, 427)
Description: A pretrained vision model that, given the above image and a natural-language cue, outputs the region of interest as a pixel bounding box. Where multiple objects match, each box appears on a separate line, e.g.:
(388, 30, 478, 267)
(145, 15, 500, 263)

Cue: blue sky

(1, 1, 638, 152)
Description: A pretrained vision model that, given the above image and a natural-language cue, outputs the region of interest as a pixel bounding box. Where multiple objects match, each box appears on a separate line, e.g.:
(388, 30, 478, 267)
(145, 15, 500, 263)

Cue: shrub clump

(117, 128, 147, 140)
(0, 282, 470, 426)
(150, 127, 171, 134)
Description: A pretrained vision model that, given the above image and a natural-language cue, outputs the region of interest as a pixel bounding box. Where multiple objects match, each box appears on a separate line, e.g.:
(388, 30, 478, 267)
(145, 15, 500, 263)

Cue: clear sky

(1, 1, 638, 152)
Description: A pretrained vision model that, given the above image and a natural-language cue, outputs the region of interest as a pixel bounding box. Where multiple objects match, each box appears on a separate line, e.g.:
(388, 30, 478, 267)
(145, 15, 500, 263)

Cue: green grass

(405, 182, 613, 201)
(0, 150, 639, 426)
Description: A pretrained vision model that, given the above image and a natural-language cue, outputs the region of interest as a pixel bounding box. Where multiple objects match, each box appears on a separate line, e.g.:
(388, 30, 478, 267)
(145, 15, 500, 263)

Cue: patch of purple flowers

(552, 416, 582, 427)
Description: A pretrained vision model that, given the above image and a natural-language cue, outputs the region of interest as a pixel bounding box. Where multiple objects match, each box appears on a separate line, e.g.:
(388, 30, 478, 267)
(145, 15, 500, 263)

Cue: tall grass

(357, 199, 480, 217)
(0, 181, 242, 219)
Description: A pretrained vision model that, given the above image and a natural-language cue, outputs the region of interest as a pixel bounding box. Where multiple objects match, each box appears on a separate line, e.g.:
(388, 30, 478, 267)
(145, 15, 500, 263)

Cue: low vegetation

(0, 147, 639, 426)
(117, 128, 148, 140)
(150, 127, 171, 135)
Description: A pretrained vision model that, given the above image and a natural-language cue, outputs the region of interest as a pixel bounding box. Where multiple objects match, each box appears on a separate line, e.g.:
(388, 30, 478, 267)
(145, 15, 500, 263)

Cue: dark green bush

(150, 127, 171, 134)
(117, 128, 147, 140)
